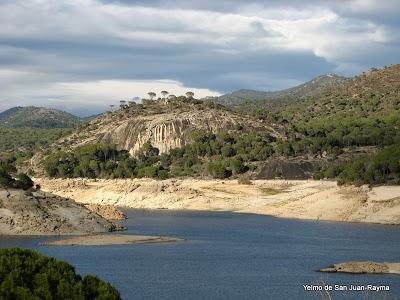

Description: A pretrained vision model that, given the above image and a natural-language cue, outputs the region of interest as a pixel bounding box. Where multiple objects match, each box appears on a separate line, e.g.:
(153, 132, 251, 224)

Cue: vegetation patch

(0, 248, 121, 299)
(0, 159, 33, 190)
(315, 144, 400, 186)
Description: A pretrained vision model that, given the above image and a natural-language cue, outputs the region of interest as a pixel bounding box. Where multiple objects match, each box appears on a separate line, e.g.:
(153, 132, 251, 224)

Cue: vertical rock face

(128, 119, 187, 155)
(45, 102, 280, 156)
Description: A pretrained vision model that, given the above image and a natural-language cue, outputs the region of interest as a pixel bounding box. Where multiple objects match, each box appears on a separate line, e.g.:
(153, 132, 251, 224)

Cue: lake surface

(1, 209, 400, 299)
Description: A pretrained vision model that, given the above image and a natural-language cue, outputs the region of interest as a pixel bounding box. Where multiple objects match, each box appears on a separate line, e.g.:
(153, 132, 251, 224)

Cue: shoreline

(35, 178, 400, 225)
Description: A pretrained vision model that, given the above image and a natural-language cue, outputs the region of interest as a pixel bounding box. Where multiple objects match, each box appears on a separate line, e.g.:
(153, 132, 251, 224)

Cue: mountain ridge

(209, 74, 347, 111)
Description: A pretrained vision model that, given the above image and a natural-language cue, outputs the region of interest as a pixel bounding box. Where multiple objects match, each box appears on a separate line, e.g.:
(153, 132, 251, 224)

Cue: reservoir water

(1, 209, 399, 299)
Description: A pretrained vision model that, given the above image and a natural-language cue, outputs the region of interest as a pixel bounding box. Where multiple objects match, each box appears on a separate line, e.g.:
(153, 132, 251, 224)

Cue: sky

(0, 0, 399, 116)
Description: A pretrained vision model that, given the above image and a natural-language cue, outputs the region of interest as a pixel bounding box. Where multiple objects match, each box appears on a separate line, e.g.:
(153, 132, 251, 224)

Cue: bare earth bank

(35, 178, 400, 225)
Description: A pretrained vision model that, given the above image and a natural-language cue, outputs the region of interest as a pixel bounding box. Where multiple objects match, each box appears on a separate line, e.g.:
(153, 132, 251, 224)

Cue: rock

(85, 204, 127, 221)
(30, 102, 280, 173)
(319, 262, 400, 275)
(0, 188, 117, 235)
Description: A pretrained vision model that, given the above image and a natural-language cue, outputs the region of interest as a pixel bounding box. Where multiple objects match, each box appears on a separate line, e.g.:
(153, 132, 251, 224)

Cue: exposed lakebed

(0, 209, 399, 299)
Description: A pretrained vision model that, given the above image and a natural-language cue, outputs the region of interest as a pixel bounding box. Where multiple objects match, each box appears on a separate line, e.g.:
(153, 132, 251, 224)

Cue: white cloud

(0, 73, 220, 115)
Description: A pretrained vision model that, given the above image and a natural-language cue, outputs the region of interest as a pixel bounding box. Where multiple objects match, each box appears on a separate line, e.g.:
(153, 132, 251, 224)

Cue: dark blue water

(1, 209, 399, 300)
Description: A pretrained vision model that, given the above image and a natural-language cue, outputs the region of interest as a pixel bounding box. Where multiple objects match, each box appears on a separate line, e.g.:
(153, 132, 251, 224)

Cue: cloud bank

(0, 0, 399, 115)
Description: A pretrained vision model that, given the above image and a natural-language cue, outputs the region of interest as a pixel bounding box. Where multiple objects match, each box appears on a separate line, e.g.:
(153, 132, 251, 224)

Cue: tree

(0, 168, 14, 188)
(186, 91, 194, 99)
(141, 142, 159, 157)
(230, 159, 247, 174)
(148, 92, 156, 100)
(207, 161, 231, 179)
(0, 248, 121, 300)
(109, 104, 115, 111)
(119, 100, 126, 109)
(161, 91, 169, 99)
(15, 173, 34, 190)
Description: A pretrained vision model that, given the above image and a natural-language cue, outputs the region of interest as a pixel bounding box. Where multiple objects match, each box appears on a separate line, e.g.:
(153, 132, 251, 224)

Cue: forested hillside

(210, 74, 347, 112)
(281, 65, 400, 152)
(0, 106, 81, 128)
(0, 106, 79, 167)
(25, 65, 400, 186)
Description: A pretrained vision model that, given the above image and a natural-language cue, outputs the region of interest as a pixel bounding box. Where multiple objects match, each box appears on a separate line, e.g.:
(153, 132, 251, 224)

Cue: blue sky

(0, 0, 399, 116)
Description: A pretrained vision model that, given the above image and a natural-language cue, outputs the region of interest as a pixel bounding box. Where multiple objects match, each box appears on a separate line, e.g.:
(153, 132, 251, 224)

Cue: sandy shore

(35, 178, 400, 224)
(42, 234, 183, 246)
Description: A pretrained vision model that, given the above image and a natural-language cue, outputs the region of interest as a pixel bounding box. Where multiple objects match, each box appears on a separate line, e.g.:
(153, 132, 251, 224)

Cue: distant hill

(0, 106, 81, 128)
(210, 74, 347, 111)
(81, 113, 104, 121)
(284, 65, 400, 123)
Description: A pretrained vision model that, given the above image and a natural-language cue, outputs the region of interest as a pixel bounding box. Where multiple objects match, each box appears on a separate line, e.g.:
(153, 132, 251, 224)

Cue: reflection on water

(1, 209, 399, 300)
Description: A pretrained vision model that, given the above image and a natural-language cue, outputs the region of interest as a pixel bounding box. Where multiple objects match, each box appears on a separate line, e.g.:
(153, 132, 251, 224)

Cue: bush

(0, 163, 33, 190)
(230, 159, 248, 174)
(207, 161, 232, 179)
(0, 248, 121, 300)
(15, 173, 34, 190)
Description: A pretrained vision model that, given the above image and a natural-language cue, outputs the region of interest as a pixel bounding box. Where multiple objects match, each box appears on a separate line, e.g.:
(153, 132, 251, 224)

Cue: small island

(320, 261, 400, 275)
(42, 234, 183, 246)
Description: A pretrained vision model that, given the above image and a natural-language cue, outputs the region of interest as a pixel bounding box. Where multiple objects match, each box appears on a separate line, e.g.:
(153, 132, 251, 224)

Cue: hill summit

(49, 97, 279, 156)
(0, 106, 81, 128)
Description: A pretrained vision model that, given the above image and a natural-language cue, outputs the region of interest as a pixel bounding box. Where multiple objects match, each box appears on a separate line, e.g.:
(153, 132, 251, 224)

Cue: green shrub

(207, 161, 232, 179)
(315, 144, 400, 186)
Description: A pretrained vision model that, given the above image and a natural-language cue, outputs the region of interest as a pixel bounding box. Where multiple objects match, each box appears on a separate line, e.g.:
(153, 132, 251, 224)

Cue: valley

(1, 65, 400, 233)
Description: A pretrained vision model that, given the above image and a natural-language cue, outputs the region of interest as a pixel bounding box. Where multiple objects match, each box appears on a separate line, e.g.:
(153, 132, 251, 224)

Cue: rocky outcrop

(0, 187, 117, 235)
(85, 204, 127, 221)
(37, 102, 279, 159)
(320, 262, 400, 275)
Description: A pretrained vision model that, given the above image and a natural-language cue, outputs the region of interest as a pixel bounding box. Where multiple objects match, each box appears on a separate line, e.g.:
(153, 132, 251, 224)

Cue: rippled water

(1, 209, 399, 299)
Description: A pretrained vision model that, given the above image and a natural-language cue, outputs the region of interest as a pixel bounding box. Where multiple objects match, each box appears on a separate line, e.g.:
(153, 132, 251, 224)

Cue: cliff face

(53, 102, 279, 155)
